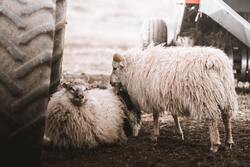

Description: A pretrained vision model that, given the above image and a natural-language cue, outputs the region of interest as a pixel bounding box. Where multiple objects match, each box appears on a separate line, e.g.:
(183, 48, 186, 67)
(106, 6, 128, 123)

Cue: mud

(42, 74, 250, 167)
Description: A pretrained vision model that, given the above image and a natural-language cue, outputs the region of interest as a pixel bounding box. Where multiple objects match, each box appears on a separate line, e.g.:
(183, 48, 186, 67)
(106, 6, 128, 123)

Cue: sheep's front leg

(172, 114, 184, 140)
(221, 111, 234, 149)
(151, 111, 160, 142)
(209, 119, 221, 152)
(119, 129, 128, 145)
(43, 136, 52, 147)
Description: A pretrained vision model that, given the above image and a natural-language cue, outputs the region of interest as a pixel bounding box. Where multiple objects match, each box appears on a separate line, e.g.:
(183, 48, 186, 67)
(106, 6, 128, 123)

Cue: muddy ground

(42, 0, 250, 166)
(42, 83, 250, 167)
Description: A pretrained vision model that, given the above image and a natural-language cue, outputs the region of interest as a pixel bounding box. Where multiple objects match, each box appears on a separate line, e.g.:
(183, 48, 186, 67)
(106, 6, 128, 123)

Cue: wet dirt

(42, 74, 250, 167)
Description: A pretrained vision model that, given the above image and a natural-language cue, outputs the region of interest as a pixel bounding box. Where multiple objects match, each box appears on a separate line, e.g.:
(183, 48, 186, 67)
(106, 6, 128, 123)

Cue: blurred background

(63, 0, 183, 75)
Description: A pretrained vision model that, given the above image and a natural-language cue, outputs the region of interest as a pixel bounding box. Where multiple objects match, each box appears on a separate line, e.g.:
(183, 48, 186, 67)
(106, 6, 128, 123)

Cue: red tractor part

(185, 0, 200, 4)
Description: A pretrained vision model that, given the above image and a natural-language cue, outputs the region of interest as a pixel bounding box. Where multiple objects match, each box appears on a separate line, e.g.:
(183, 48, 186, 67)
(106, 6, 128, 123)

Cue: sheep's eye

(70, 87, 75, 92)
(113, 67, 117, 71)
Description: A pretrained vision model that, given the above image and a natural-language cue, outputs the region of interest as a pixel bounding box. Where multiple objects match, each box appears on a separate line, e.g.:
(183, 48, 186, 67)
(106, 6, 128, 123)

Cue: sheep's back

(84, 89, 126, 143)
(125, 46, 237, 120)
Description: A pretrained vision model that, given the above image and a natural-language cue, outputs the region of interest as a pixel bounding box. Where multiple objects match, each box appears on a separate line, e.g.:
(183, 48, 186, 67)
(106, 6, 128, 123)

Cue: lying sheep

(110, 45, 238, 152)
(61, 73, 141, 136)
(45, 79, 134, 148)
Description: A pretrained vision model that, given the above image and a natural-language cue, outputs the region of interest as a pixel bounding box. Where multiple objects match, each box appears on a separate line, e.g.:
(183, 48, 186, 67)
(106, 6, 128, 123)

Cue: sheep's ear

(113, 53, 126, 68)
(119, 60, 126, 68)
(80, 73, 90, 82)
(85, 84, 91, 91)
(61, 81, 70, 89)
(113, 53, 125, 62)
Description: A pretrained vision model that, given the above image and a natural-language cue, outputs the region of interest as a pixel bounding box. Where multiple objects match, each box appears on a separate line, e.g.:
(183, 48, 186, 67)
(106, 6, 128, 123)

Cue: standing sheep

(45, 79, 132, 148)
(110, 45, 238, 152)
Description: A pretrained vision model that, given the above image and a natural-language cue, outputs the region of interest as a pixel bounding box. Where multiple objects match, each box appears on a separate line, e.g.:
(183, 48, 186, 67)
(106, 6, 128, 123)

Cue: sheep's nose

(78, 94, 84, 99)
(75, 89, 84, 99)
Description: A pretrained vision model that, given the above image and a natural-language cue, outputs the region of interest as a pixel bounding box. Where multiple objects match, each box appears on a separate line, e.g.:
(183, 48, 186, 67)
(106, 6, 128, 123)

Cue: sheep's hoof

(43, 136, 52, 147)
(225, 142, 233, 150)
(150, 135, 158, 142)
(178, 134, 184, 141)
(133, 125, 141, 137)
(210, 144, 220, 153)
(117, 139, 127, 146)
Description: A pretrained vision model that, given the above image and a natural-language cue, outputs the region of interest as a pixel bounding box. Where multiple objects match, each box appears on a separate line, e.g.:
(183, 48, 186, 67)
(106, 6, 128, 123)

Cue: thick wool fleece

(45, 88, 127, 148)
(118, 46, 238, 120)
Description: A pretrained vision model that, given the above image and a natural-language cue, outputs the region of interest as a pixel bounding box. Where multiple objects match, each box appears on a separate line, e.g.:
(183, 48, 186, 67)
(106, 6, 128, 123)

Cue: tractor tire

(50, 0, 67, 94)
(0, 0, 56, 166)
(141, 19, 168, 49)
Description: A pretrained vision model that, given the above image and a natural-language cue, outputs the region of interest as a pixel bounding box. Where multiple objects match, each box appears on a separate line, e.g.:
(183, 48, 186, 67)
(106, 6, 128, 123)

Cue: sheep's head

(62, 80, 88, 106)
(110, 53, 126, 89)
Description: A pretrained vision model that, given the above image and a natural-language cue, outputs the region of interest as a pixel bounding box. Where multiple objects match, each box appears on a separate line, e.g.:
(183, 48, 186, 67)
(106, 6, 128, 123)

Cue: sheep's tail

(205, 48, 238, 118)
(224, 71, 238, 118)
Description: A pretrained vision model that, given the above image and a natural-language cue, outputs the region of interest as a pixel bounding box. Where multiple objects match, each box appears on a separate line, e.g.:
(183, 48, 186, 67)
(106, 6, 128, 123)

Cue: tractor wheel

(141, 19, 168, 49)
(0, 0, 56, 166)
(50, 0, 67, 93)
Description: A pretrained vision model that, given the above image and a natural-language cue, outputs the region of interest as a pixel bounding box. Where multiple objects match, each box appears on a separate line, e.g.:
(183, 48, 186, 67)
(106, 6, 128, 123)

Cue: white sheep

(110, 45, 238, 152)
(45, 79, 132, 148)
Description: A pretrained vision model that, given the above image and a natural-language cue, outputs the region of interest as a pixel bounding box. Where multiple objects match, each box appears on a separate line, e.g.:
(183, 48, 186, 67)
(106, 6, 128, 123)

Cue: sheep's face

(62, 81, 88, 106)
(110, 53, 126, 88)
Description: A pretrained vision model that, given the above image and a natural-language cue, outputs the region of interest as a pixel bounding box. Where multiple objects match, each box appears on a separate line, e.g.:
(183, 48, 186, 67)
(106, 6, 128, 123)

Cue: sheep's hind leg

(172, 114, 184, 140)
(151, 111, 160, 142)
(209, 119, 221, 152)
(221, 110, 234, 150)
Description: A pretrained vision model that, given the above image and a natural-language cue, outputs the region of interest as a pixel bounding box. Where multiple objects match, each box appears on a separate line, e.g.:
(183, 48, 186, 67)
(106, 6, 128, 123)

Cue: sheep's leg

(133, 122, 141, 137)
(172, 115, 184, 140)
(221, 111, 234, 149)
(119, 129, 128, 145)
(151, 111, 160, 142)
(43, 135, 53, 147)
(209, 120, 221, 152)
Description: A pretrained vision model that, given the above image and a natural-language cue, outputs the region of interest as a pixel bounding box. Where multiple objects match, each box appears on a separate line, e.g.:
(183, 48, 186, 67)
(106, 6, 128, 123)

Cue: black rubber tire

(141, 19, 168, 49)
(0, 0, 56, 166)
(50, 0, 67, 94)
